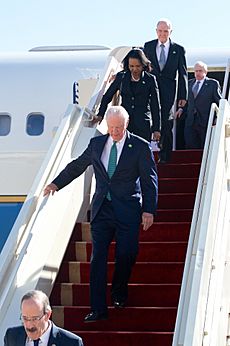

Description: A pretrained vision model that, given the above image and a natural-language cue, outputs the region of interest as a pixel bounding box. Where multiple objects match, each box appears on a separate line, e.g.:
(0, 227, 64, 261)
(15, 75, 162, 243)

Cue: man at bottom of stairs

(4, 289, 84, 345)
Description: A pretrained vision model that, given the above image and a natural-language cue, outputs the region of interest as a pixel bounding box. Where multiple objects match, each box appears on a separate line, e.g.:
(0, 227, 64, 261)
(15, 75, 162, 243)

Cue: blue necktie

(159, 44, 166, 71)
(107, 141, 117, 200)
(33, 339, 40, 346)
(193, 81, 200, 98)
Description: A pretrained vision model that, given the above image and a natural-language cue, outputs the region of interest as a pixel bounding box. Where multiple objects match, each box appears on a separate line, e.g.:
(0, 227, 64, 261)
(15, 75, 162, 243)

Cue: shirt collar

(108, 131, 127, 145)
(196, 78, 205, 85)
(27, 321, 52, 345)
(39, 321, 52, 345)
(158, 40, 170, 49)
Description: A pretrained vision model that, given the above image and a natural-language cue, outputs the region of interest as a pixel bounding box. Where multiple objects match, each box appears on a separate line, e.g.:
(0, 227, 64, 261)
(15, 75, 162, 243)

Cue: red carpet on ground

(50, 149, 202, 346)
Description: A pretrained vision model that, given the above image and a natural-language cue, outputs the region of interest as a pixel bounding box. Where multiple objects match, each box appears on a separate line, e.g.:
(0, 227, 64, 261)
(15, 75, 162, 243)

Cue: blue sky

(0, 0, 229, 52)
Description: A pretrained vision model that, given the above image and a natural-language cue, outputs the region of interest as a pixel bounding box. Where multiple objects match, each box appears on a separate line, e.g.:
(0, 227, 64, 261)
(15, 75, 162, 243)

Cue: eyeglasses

(20, 313, 45, 322)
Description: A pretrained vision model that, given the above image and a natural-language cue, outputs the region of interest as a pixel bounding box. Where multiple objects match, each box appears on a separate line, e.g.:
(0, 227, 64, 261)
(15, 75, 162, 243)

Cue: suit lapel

(165, 40, 177, 68)
(151, 40, 160, 71)
(190, 79, 196, 100)
(18, 328, 27, 345)
(114, 132, 133, 174)
(48, 323, 59, 346)
(97, 134, 110, 177)
(197, 77, 209, 97)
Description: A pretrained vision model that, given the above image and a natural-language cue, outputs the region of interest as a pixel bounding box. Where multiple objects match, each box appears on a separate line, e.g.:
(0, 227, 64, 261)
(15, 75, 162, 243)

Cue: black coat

(185, 77, 222, 128)
(144, 39, 188, 119)
(97, 70, 161, 141)
(53, 131, 158, 222)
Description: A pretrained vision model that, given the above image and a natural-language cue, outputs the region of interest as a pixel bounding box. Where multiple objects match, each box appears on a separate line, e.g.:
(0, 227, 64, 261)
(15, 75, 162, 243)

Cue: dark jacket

(4, 323, 83, 346)
(52, 131, 158, 222)
(144, 39, 188, 118)
(97, 70, 161, 141)
(185, 77, 222, 127)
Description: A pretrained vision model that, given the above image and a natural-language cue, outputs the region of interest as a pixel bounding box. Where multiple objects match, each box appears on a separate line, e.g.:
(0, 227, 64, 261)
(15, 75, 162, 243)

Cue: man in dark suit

(4, 290, 83, 346)
(144, 18, 188, 162)
(44, 106, 158, 322)
(184, 61, 222, 149)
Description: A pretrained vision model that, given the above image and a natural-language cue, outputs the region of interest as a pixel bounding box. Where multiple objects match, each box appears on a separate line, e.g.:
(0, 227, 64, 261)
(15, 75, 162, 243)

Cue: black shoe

(84, 311, 108, 322)
(113, 300, 126, 308)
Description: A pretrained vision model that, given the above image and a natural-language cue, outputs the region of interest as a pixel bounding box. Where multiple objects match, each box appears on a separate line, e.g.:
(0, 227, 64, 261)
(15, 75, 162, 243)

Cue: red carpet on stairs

(50, 149, 202, 346)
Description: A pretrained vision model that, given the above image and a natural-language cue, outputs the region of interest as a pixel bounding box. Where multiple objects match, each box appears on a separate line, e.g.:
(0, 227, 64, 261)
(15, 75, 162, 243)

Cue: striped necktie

(107, 141, 117, 200)
(33, 339, 40, 346)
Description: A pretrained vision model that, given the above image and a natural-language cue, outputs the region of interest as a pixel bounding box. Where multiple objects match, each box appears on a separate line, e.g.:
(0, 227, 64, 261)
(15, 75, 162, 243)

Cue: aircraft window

(0, 113, 11, 136)
(26, 113, 44, 136)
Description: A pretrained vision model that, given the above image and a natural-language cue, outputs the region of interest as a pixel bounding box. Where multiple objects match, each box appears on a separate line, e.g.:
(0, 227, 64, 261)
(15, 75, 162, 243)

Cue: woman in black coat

(96, 48, 161, 142)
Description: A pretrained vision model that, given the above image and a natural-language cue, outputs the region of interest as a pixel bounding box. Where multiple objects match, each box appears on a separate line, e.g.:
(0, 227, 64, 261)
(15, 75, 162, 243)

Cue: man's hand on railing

(43, 183, 58, 196)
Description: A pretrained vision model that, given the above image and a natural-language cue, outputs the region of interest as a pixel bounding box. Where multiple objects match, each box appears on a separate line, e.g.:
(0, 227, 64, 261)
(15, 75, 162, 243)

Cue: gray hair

(156, 18, 172, 30)
(105, 106, 129, 124)
(21, 290, 52, 313)
(194, 61, 208, 73)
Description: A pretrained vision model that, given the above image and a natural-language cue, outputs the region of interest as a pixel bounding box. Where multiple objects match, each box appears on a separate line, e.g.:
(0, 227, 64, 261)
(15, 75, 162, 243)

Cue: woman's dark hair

(123, 48, 152, 72)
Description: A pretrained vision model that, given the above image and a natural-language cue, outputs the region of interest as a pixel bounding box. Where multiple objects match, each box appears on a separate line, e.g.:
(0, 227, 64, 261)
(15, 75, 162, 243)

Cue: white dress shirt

(156, 40, 170, 62)
(26, 321, 52, 346)
(101, 132, 127, 171)
(193, 78, 205, 94)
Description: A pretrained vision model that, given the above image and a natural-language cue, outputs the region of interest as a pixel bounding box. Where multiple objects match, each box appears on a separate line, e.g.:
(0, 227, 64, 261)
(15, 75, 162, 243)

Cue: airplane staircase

(50, 149, 202, 346)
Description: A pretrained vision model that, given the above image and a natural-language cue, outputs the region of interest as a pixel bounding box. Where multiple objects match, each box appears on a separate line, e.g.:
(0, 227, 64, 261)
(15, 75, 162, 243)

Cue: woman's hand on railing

(91, 115, 103, 125)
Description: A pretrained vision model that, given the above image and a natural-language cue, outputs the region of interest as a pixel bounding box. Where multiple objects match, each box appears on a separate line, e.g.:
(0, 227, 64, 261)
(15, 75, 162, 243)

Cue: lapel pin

(128, 144, 132, 148)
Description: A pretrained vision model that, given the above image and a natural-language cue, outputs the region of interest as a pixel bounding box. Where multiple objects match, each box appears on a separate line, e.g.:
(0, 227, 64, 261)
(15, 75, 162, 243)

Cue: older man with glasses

(4, 290, 83, 346)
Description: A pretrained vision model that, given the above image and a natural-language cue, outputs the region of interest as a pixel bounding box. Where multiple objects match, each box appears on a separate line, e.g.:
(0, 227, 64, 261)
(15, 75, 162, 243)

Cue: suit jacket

(144, 39, 188, 116)
(4, 323, 83, 346)
(52, 131, 158, 222)
(185, 77, 222, 127)
(97, 70, 161, 140)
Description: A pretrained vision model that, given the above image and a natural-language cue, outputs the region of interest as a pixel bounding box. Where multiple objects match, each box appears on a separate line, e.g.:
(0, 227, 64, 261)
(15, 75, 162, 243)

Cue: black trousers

(90, 199, 141, 312)
(184, 117, 207, 149)
(159, 118, 174, 162)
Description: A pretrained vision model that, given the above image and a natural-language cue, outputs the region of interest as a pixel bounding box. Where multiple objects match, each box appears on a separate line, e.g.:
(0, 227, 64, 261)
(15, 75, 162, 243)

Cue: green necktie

(107, 141, 117, 200)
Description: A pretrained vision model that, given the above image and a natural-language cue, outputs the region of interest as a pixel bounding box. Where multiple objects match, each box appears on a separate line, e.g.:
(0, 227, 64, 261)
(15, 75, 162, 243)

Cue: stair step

(141, 222, 190, 241)
(153, 149, 202, 164)
(72, 222, 191, 242)
(155, 209, 193, 222)
(76, 331, 173, 346)
(51, 283, 181, 307)
(57, 262, 184, 284)
(158, 193, 195, 209)
(159, 177, 198, 193)
(52, 306, 177, 331)
(66, 241, 187, 262)
(170, 149, 203, 163)
(157, 163, 200, 178)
